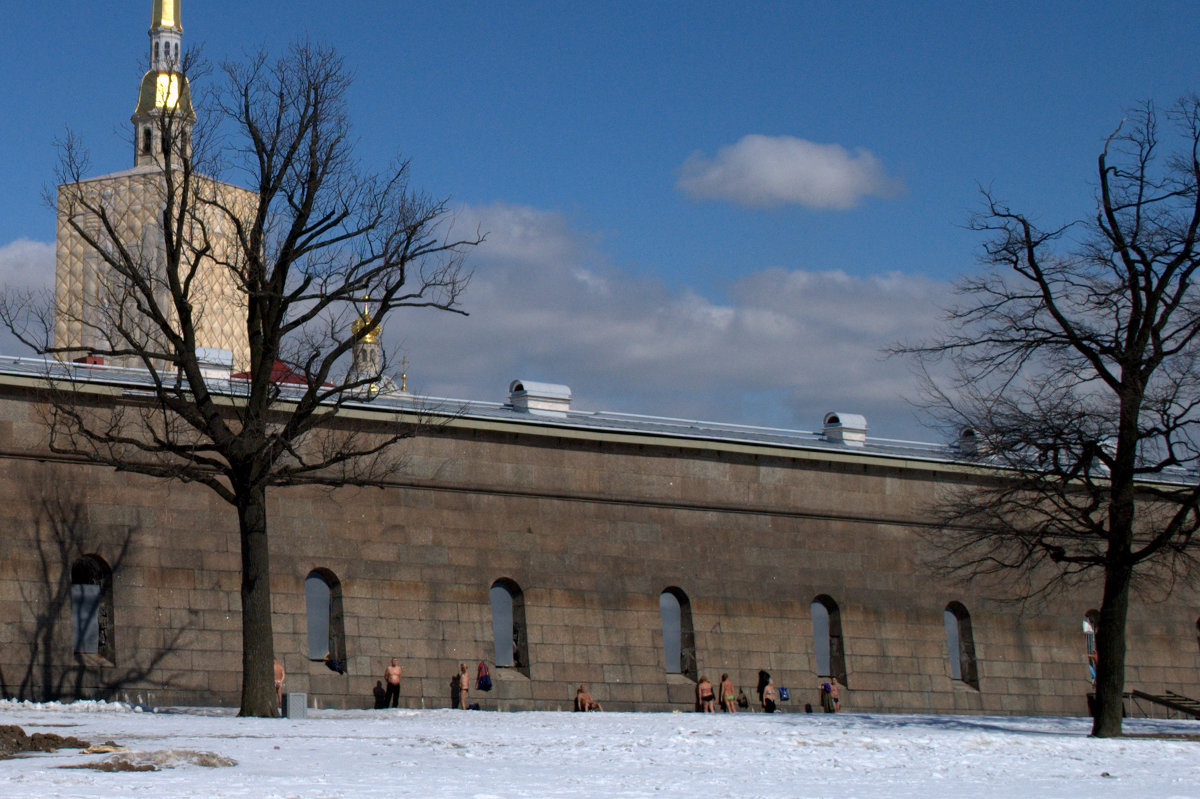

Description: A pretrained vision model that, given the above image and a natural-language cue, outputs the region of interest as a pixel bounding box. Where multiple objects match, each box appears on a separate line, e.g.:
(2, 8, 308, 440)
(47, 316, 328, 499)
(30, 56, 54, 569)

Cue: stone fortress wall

(1, 379, 1197, 715)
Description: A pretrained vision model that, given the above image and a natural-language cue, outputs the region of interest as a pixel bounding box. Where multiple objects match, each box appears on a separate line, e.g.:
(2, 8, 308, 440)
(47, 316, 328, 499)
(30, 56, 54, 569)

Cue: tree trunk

(237, 482, 277, 717)
(1090, 559, 1131, 737)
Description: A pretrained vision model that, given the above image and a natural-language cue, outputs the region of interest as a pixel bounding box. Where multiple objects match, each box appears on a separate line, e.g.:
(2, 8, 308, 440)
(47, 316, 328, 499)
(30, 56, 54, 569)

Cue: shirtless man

(274, 659, 286, 708)
(383, 658, 403, 709)
(829, 677, 841, 712)
(719, 673, 736, 713)
(697, 675, 716, 713)
(458, 663, 469, 709)
(575, 684, 593, 712)
(573, 684, 603, 712)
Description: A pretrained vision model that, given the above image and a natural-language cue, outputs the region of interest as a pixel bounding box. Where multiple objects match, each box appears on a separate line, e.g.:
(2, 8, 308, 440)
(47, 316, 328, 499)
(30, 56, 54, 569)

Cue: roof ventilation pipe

(508, 380, 572, 418)
(822, 412, 867, 447)
(955, 427, 979, 457)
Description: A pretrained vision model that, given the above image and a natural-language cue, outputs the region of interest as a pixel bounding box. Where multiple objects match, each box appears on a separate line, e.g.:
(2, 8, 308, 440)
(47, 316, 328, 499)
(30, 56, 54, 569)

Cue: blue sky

(1, 1, 1198, 439)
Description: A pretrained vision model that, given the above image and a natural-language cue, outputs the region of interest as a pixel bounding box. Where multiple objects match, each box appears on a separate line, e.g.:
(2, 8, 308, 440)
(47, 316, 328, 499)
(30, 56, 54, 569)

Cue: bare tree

(1, 44, 478, 716)
(901, 97, 1200, 737)
(12, 465, 192, 704)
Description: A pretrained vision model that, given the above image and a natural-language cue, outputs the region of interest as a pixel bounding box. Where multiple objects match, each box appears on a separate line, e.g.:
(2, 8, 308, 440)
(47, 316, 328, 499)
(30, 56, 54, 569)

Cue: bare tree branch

(895, 95, 1200, 737)
(0, 43, 480, 717)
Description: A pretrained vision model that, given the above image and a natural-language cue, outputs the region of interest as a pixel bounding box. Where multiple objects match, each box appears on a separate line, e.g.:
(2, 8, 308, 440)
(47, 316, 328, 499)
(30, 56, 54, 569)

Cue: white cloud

(391, 203, 944, 441)
(676, 135, 903, 209)
(0, 238, 54, 292)
(0, 223, 943, 440)
(0, 239, 54, 357)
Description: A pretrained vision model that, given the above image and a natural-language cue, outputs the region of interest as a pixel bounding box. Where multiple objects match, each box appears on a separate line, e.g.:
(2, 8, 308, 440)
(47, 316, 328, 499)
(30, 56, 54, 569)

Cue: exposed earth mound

(62, 749, 238, 771)
(0, 724, 89, 758)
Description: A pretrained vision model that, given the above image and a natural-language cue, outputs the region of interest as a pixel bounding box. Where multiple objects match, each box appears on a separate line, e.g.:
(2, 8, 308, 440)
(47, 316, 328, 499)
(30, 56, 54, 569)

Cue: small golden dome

(352, 302, 379, 344)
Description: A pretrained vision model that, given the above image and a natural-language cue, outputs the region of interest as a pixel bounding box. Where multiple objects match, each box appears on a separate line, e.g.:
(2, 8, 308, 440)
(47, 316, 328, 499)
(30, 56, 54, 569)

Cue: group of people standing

(299, 656, 843, 715)
(696, 673, 743, 712)
(696, 671, 841, 714)
(820, 677, 841, 713)
(371, 659, 478, 709)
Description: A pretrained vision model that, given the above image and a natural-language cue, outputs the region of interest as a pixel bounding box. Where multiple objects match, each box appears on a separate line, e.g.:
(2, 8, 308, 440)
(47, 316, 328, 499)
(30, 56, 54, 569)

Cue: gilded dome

(134, 70, 194, 118)
(352, 303, 379, 344)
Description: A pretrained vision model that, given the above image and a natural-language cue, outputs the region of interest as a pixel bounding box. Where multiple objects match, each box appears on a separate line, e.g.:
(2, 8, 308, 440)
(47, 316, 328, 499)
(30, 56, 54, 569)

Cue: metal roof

(1, 354, 1195, 484)
(0, 354, 961, 465)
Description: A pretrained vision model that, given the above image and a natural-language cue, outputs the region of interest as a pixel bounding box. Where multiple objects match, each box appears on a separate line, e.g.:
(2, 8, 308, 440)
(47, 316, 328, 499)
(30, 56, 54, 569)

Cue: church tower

(53, 0, 251, 369)
(132, 1, 194, 167)
(346, 303, 397, 396)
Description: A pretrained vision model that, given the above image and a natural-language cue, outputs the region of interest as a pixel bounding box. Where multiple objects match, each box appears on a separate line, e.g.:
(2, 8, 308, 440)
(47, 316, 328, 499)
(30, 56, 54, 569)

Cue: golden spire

(352, 300, 379, 343)
(133, 0, 193, 166)
(400, 357, 408, 393)
(154, 0, 182, 30)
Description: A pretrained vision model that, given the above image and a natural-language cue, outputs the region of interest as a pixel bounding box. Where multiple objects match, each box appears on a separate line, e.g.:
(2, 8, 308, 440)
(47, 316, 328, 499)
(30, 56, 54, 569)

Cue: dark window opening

(70, 555, 114, 665)
(490, 578, 528, 675)
(944, 601, 980, 689)
(811, 594, 848, 687)
(142, 127, 152, 155)
(305, 569, 346, 670)
(659, 587, 697, 680)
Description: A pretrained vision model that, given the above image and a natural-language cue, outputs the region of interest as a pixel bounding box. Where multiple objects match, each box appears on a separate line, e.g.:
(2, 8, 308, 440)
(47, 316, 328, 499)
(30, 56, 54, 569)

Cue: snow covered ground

(1, 700, 1198, 798)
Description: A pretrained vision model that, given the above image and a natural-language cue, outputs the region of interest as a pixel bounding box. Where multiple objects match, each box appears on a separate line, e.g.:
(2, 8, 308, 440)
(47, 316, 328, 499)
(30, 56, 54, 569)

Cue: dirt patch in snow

(0, 724, 90, 758)
(62, 749, 238, 772)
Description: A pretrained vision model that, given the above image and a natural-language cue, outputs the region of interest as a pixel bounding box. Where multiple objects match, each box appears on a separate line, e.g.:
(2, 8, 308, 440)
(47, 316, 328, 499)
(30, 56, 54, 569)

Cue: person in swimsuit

(719, 673, 736, 713)
(697, 675, 716, 713)
(458, 663, 470, 709)
(383, 658, 402, 708)
(762, 678, 777, 713)
(274, 659, 286, 708)
(574, 684, 602, 711)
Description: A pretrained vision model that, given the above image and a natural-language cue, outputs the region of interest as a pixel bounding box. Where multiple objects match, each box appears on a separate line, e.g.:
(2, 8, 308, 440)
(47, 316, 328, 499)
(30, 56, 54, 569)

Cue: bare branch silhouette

(896, 96, 1200, 737)
(0, 42, 479, 716)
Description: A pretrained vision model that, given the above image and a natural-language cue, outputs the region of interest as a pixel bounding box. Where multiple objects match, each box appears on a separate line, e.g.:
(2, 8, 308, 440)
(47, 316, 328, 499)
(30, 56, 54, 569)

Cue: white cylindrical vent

(509, 379, 572, 417)
(823, 412, 867, 446)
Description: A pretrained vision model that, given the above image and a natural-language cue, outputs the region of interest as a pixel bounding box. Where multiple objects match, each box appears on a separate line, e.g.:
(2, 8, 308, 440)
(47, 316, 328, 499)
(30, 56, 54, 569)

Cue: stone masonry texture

(0, 383, 1197, 715)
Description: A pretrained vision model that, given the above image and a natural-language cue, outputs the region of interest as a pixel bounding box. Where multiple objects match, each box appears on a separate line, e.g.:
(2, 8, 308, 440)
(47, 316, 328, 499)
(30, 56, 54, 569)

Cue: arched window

(70, 556, 114, 664)
(944, 601, 979, 689)
(142, 127, 152, 155)
(305, 569, 346, 668)
(811, 595, 848, 687)
(1084, 609, 1100, 681)
(659, 587, 697, 679)
(490, 578, 528, 675)
(153, 42, 159, 63)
